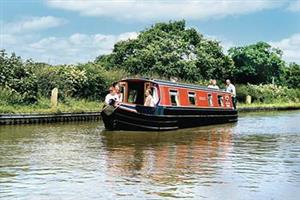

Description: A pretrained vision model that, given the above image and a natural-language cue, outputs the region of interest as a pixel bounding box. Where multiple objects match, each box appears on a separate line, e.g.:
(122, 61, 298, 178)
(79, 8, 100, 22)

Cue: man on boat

(225, 79, 237, 109)
(105, 86, 120, 106)
(208, 79, 220, 89)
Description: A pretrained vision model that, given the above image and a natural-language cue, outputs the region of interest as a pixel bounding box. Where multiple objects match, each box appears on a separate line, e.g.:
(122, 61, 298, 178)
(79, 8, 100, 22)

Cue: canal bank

(0, 112, 101, 125)
(1, 104, 300, 125)
(238, 104, 300, 112)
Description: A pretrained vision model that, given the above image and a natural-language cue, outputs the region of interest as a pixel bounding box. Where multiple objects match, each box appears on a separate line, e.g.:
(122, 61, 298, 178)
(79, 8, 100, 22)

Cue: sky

(0, 0, 300, 65)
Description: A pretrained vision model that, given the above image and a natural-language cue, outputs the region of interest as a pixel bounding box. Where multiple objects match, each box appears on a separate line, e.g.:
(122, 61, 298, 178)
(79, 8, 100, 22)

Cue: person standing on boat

(113, 83, 123, 102)
(225, 79, 237, 109)
(105, 86, 120, 106)
(208, 79, 220, 89)
(144, 89, 155, 107)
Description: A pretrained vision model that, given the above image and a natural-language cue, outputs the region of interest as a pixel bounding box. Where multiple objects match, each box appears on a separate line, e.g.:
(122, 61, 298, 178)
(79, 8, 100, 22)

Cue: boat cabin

(102, 78, 237, 130)
(116, 78, 234, 109)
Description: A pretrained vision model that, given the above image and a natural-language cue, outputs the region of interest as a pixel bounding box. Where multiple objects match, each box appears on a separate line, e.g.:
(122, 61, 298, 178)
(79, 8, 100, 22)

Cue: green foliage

(33, 63, 125, 101)
(0, 50, 38, 103)
(0, 49, 126, 105)
(281, 62, 300, 88)
(237, 84, 300, 103)
(97, 20, 234, 82)
(228, 42, 285, 84)
(76, 62, 125, 100)
(0, 86, 24, 104)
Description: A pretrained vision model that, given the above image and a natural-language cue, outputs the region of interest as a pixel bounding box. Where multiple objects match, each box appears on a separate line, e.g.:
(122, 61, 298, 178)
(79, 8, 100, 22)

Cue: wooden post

(51, 88, 58, 110)
(246, 95, 252, 104)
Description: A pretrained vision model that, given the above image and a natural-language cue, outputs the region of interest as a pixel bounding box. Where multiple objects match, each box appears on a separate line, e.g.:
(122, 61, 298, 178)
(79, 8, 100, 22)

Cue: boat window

(218, 95, 224, 106)
(188, 92, 196, 105)
(208, 94, 213, 106)
(128, 89, 138, 103)
(170, 90, 179, 106)
(119, 85, 125, 102)
(126, 81, 145, 105)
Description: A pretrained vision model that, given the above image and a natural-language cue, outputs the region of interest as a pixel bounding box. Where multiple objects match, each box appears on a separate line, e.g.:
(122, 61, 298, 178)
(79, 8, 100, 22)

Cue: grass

(238, 102, 300, 109)
(1, 98, 300, 114)
(0, 97, 103, 114)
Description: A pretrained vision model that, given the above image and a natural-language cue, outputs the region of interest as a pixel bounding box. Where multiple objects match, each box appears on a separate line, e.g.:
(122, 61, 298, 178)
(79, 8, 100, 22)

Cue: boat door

(118, 81, 127, 103)
(144, 82, 159, 105)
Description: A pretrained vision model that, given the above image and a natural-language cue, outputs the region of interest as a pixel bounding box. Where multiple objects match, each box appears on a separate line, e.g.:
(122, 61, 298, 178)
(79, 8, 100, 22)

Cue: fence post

(246, 95, 252, 104)
(51, 88, 58, 110)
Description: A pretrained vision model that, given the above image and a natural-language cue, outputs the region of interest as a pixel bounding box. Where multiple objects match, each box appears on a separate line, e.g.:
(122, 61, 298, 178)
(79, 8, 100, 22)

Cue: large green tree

(96, 20, 234, 82)
(228, 42, 285, 84)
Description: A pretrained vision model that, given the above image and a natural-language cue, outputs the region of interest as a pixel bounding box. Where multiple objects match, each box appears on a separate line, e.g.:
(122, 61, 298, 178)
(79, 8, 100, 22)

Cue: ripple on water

(1, 111, 300, 199)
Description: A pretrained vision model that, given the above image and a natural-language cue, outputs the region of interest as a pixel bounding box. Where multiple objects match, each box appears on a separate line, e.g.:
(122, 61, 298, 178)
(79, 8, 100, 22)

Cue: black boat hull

(101, 105, 238, 131)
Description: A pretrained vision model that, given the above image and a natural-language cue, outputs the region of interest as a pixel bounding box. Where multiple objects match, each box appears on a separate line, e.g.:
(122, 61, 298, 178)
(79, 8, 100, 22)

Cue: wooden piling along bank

(0, 112, 101, 125)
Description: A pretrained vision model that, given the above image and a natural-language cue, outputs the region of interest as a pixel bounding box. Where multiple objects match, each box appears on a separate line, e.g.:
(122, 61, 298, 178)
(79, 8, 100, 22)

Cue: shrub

(236, 84, 300, 103)
(0, 86, 25, 104)
(0, 50, 38, 103)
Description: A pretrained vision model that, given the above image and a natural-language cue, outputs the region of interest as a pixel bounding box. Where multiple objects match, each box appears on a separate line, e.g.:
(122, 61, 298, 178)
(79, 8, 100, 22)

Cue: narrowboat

(101, 78, 238, 131)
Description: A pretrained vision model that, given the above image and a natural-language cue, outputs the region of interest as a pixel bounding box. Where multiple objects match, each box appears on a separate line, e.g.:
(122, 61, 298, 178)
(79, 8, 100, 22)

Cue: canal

(1, 110, 300, 199)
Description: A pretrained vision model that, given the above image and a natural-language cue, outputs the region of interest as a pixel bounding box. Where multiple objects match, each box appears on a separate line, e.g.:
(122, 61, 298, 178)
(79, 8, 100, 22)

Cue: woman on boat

(105, 86, 120, 106)
(144, 89, 155, 107)
(113, 83, 123, 102)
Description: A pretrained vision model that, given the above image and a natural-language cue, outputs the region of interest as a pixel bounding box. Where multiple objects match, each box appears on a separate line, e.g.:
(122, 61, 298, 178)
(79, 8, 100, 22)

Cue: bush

(1, 51, 128, 106)
(30, 62, 126, 102)
(0, 50, 38, 103)
(237, 84, 300, 103)
(0, 86, 25, 104)
(76, 63, 126, 100)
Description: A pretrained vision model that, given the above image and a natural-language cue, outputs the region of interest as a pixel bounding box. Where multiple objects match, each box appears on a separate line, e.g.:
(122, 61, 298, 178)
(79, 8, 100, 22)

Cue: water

(0, 111, 300, 200)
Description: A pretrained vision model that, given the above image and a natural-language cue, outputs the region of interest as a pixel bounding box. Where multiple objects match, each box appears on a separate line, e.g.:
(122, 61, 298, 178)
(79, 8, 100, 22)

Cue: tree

(228, 42, 285, 84)
(282, 62, 300, 88)
(96, 20, 234, 82)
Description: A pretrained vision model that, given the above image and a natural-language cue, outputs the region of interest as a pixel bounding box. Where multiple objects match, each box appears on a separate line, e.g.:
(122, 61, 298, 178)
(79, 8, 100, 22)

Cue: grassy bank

(238, 102, 300, 112)
(0, 98, 103, 114)
(1, 98, 300, 114)
(238, 102, 300, 109)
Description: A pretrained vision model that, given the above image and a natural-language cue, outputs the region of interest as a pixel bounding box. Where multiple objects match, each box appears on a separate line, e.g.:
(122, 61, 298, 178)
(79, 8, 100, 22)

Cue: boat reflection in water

(102, 124, 234, 188)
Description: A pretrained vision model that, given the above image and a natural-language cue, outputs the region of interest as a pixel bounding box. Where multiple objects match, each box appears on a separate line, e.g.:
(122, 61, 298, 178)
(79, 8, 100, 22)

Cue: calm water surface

(0, 111, 300, 200)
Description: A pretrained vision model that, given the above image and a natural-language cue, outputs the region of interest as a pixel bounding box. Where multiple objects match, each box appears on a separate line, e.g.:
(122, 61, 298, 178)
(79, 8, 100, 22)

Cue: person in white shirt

(105, 86, 120, 106)
(225, 79, 237, 109)
(113, 83, 123, 102)
(144, 89, 155, 107)
(208, 79, 220, 89)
